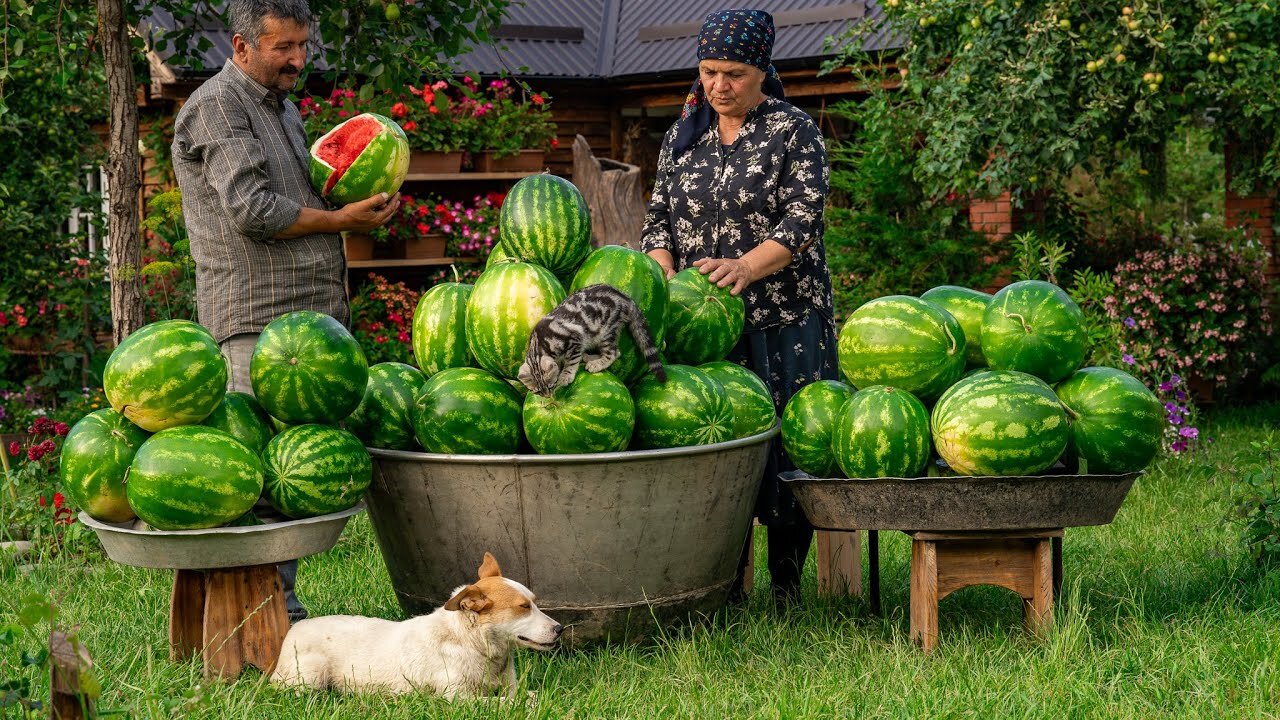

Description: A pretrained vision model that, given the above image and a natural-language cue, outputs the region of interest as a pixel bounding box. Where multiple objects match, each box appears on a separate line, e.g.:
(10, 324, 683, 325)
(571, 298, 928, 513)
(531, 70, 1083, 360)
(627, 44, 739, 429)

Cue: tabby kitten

(518, 284, 667, 396)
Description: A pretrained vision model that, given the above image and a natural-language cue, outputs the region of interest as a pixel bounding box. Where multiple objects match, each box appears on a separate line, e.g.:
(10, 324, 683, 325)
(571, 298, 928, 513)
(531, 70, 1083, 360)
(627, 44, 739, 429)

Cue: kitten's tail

(627, 311, 667, 383)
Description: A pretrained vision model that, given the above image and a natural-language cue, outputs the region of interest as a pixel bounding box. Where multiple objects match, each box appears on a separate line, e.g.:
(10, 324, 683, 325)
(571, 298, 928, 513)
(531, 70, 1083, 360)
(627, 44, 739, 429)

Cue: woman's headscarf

(670, 8, 786, 159)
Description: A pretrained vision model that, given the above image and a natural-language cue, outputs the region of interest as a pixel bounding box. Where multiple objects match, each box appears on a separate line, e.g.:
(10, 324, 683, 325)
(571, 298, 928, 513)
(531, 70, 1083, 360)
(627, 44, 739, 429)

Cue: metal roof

(147, 1, 900, 81)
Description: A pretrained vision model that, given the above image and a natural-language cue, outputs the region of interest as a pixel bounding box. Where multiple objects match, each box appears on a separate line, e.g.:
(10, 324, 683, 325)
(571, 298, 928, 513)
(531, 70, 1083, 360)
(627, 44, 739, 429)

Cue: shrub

(349, 273, 420, 366)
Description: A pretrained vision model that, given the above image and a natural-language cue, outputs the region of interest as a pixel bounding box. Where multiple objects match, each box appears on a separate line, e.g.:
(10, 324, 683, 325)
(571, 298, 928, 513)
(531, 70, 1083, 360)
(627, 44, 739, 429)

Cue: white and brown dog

(270, 552, 563, 698)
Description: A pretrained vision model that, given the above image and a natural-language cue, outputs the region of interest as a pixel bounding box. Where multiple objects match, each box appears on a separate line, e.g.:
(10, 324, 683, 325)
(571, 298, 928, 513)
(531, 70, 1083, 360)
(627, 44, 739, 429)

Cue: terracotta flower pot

(473, 150, 545, 173)
(408, 151, 464, 174)
(404, 234, 447, 259)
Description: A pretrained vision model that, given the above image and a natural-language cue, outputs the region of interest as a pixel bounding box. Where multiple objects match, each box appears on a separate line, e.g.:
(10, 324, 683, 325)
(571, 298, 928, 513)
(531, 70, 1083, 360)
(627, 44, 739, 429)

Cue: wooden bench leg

(909, 539, 939, 653)
(816, 530, 862, 598)
(1023, 538, 1054, 636)
(200, 565, 290, 681)
(170, 569, 206, 662)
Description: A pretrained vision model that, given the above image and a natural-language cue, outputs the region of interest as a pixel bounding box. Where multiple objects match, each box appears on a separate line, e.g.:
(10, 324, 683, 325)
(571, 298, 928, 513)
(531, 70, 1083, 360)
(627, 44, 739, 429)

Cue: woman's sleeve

(640, 129, 677, 253)
(767, 119, 829, 255)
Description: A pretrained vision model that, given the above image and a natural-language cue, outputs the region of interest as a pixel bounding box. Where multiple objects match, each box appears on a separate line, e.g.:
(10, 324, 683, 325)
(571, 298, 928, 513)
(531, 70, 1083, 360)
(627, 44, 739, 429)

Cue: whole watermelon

(981, 280, 1086, 384)
(465, 262, 566, 379)
(931, 370, 1069, 476)
(1056, 366, 1164, 473)
(632, 364, 736, 449)
(309, 112, 410, 206)
(699, 361, 776, 439)
(498, 174, 592, 277)
(344, 362, 427, 450)
(665, 269, 745, 365)
(523, 371, 634, 454)
(60, 409, 150, 523)
(126, 426, 264, 530)
(414, 367, 524, 454)
(262, 425, 372, 519)
(832, 386, 931, 479)
(782, 379, 855, 477)
(250, 311, 369, 425)
(103, 319, 227, 432)
(202, 391, 276, 455)
(570, 246, 668, 384)
(920, 285, 992, 367)
(412, 281, 474, 377)
(837, 295, 966, 402)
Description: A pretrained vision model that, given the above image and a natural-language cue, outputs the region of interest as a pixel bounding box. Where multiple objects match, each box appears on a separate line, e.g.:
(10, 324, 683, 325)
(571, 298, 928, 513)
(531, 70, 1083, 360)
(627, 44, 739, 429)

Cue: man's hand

(338, 192, 400, 232)
(694, 256, 757, 296)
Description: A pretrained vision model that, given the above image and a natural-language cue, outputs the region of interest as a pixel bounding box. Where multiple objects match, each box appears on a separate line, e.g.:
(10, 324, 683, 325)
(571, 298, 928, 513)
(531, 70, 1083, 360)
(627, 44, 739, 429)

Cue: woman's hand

(647, 249, 678, 280)
(694, 256, 757, 296)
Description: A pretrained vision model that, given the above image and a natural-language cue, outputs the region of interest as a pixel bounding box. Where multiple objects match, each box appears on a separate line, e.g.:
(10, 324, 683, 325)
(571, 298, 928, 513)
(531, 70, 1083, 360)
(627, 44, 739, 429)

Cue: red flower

(531, 94, 544, 105)
(53, 492, 65, 510)
(7, 441, 18, 457)
(38, 496, 47, 507)
(390, 102, 409, 118)
(428, 105, 439, 115)
(550, 137, 559, 149)
(435, 203, 448, 213)
(403, 120, 418, 132)
(16, 316, 27, 328)
(370, 321, 383, 332)
(30, 417, 54, 435)
(54, 421, 69, 437)
(55, 506, 74, 525)
(375, 335, 388, 344)
(416, 204, 430, 217)
(416, 222, 431, 235)
(397, 330, 410, 343)
(0, 311, 7, 326)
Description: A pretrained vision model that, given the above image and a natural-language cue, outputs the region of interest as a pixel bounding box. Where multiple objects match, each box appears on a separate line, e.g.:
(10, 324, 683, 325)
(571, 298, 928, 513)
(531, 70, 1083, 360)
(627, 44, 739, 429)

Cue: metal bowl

(365, 426, 778, 644)
(79, 502, 366, 570)
(784, 472, 1140, 532)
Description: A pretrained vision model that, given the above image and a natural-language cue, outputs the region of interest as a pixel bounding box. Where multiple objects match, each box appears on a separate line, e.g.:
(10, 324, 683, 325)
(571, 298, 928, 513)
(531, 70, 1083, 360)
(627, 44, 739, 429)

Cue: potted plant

(461, 78, 558, 172)
(381, 195, 447, 259)
(349, 273, 420, 366)
(420, 192, 504, 261)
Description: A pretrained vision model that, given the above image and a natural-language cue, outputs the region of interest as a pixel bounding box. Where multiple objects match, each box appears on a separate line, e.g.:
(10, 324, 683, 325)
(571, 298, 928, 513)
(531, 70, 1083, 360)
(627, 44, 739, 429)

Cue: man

(172, 0, 398, 621)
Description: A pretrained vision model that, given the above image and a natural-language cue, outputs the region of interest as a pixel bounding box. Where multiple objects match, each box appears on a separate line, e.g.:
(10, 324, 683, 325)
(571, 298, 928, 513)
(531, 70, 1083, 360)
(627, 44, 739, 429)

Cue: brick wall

(1224, 139, 1278, 282)
(969, 191, 1047, 291)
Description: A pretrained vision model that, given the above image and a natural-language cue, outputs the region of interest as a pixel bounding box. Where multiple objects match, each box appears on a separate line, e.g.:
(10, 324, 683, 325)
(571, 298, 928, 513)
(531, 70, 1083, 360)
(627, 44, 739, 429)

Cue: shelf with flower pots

(402, 170, 543, 182)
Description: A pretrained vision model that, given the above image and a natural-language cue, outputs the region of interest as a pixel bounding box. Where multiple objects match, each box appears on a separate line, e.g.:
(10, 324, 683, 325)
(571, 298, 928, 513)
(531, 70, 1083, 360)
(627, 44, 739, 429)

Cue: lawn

(4, 404, 1280, 718)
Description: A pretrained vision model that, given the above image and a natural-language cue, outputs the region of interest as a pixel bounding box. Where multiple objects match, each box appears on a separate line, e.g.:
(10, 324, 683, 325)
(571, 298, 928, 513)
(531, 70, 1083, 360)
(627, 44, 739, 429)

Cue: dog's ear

(444, 585, 492, 613)
(478, 551, 502, 579)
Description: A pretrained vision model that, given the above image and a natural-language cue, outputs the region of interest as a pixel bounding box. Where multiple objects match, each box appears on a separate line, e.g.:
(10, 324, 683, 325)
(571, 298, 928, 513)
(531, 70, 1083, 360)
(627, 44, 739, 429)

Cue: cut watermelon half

(311, 114, 385, 197)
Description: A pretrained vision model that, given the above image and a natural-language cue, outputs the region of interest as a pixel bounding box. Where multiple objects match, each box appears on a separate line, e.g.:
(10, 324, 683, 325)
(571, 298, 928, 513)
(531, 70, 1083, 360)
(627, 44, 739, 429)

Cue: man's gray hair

(227, 0, 313, 47)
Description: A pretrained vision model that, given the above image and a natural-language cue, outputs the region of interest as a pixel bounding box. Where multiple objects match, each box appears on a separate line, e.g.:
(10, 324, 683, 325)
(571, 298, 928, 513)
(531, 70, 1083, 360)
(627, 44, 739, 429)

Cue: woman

(641, 9, 837, 604)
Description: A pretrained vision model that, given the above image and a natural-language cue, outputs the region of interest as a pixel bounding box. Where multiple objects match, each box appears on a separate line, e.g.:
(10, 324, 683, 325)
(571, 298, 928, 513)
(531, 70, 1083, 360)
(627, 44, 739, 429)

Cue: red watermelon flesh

(314, 115, 384, 196)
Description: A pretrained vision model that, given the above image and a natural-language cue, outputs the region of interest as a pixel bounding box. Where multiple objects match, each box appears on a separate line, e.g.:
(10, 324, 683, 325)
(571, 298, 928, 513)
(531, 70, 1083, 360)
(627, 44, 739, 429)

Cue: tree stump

(49, 630, 96, 719)
(572, 135, 646, 249)
(169, 565, 289, 681)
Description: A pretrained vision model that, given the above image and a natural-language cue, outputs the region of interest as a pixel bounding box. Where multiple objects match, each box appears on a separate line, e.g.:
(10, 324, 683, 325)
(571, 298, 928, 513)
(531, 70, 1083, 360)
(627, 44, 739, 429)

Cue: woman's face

(698, 59, 766, 119)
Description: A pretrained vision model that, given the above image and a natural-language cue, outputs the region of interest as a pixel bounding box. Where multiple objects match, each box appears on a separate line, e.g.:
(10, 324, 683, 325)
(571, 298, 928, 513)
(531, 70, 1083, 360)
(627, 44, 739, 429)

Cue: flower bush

(1107, 219, 1273, 392)
(349, 273, 420, 366)
(463, 77, 558, 157)
(301, 82, 463, 153)
(425, 192, 504, 258)
(139, 189, 198, 322)
(2, 416, 88, 551)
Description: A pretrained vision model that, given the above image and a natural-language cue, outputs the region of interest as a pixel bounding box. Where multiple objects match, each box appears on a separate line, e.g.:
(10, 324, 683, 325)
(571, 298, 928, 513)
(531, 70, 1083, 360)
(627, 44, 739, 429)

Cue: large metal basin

(365, 426, 777, 644)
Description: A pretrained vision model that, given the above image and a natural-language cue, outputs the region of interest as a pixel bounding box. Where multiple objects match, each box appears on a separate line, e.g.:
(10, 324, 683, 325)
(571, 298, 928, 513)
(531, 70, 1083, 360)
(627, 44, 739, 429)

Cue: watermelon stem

(1006, 312, 1033, 334)
(943, 323, 958, 355)
(1060, 400, 1080, 422)
(450, 264, 460, 284)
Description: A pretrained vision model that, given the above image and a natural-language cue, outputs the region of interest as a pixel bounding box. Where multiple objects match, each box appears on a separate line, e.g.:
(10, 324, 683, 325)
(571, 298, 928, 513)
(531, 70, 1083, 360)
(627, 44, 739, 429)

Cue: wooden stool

(907, 529, 1061, 653)
(169, 564, 289, 681)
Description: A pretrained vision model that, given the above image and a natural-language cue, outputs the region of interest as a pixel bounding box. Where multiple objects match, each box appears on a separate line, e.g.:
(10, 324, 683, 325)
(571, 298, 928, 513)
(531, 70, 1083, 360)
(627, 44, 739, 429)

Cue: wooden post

(168, 565, 290, 681)
(909, 539, 939, 653)
(815, 531, 861, 598)
(571, 135, 646, 249)
(49, 631, 96, 720)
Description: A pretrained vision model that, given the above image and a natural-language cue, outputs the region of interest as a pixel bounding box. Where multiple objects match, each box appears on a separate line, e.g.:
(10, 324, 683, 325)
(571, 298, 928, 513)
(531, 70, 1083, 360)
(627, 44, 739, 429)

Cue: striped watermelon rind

(60, 409, 151, 523)
(262, 424, 373, 519)
(698, 361, 777, 439)
(498, 174, 592, 277)
(412, 282, 475, 377)
(632, 364, 736, 449)
(344, 362, 427, 450)
(981, 280, 1087, 384)
(664, 269, 746, 365)
(920, 285, 992, 367)
(782, 379, 856, 477)
(523, 371, 635, 454)
(1055, 366, 1164, 473)
(250, 311, 369, 425)
(103, 319, 228, 432)
(413, 367, 525, 454)
(570, 246, 669, 384)
(930, 370, 1069, 476)
(837, 295, 967, 402)
(126, 426, 264, 530)
(201, 391, 276, 456)
(465, 262, 566, 379)
(832, 385, 932, 479)
(309, 112, 410, 206)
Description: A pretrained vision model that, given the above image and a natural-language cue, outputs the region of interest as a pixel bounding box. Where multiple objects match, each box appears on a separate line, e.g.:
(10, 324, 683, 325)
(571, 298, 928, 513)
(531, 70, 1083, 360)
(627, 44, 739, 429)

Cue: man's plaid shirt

(173, 60, 347, 343)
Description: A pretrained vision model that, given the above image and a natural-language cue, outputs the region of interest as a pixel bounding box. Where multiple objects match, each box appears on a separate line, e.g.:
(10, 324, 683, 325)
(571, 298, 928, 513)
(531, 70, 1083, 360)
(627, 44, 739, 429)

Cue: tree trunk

(98, 0, 144, 344)
(571, 135, 645, 249)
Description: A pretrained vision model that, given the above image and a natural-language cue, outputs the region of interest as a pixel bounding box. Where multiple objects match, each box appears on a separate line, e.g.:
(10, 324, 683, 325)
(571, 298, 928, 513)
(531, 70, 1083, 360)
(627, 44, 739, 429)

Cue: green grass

(4, 405, 1280, 718)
